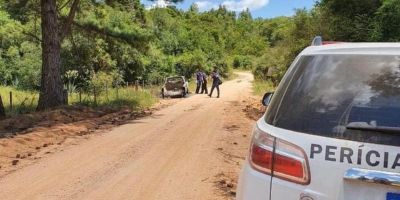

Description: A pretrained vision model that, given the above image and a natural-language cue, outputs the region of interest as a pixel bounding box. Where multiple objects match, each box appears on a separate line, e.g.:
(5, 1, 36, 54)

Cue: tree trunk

(37, 0, 65, 110)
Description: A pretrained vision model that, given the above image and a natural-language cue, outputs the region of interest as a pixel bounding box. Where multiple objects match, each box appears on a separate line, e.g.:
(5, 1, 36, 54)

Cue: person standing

(195, 70, 203, 94)
(201, 72, 208, 94)
(209, 69, 221, 98)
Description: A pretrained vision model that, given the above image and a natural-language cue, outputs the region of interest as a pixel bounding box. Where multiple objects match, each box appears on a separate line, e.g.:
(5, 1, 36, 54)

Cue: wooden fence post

(30, 97, 35, 108)
(93, 87, 97, 105)
(9, 91, 12, 110)
(63, 89, 68, 105)
(116, 86, 119, 100)
(105, 83, 109, 101)
(0, 95, 6, 119)
(79, 90, 82, 103)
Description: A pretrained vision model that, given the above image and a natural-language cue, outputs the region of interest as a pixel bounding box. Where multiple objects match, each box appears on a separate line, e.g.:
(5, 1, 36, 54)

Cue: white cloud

(195, 1, 219, 11)
(194, 0, 269, 12)
(146, 0, 173, 10)
(222, 0, 269, 11)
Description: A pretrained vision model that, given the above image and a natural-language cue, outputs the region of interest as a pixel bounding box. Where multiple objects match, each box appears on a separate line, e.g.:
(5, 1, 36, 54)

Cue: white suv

(237, 38, 400, 200)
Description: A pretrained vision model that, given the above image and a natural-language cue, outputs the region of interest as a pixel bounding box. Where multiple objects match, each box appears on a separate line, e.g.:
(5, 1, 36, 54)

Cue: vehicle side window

(265, 56, 302, 124)
(266, 55, 400, 146)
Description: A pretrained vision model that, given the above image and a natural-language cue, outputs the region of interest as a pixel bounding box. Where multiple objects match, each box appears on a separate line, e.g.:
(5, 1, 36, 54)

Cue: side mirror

(262, 92, 274, 107)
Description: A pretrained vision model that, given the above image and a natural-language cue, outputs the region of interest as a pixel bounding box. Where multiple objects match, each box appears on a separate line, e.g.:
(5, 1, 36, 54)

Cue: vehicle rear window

(167, 77, 183, 83)
(265, 54, 400, 146)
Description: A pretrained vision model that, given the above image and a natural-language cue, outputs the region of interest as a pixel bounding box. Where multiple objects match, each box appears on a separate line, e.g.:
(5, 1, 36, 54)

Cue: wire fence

(67, 82, 162, 105)
(0, 82, 163, 117)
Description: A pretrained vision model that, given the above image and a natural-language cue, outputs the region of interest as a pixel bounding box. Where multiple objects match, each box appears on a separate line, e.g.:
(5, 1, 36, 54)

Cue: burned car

(161, 76, 189, 98)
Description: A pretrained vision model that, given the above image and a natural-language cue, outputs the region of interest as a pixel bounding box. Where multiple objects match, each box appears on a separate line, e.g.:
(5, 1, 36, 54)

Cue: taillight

(249, 126, 311, 185)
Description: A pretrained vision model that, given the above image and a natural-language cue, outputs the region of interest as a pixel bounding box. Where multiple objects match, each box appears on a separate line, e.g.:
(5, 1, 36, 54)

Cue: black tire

(182, 88, 189, 98)
(181, 91, 186, 98)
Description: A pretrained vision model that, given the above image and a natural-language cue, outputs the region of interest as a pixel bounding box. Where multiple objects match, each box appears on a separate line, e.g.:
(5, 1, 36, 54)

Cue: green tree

(316, 0, 381, 41)
(373, 0, 400, 41)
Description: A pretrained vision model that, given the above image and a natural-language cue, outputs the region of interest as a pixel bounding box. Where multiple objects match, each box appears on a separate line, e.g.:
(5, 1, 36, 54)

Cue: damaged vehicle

(161, 76, 189, 98)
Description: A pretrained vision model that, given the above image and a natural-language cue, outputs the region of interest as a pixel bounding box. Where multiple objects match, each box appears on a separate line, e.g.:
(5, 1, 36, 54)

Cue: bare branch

(58, 0, 73, 12)
(22, 31, 42, 43)
(60, 0, 80, 41)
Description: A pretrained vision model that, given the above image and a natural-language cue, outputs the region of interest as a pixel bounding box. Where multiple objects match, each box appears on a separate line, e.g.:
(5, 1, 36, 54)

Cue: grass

(0, 85, 158, 116)
(68, 87, 158, 110)
(253, 80, 276, 96)
(188, 80, 197, 93)
(0, 86, 38, 115)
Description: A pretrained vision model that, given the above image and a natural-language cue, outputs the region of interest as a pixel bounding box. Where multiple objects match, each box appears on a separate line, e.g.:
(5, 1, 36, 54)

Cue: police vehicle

(237, 37, 400, 200)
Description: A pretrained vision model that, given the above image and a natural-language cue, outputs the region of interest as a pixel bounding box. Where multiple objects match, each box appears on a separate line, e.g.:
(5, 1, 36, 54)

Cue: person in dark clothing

(209, 70, 221, 98)
(201, 72, 208, 94)
(195, 70, 203, 94)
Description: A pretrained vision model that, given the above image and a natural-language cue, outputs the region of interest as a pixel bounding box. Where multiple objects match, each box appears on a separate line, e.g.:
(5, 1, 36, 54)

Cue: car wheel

(182, 89, 187, 98)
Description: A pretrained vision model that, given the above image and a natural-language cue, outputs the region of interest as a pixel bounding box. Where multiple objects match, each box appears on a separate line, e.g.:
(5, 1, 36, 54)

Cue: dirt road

(0, 72, 258, 200)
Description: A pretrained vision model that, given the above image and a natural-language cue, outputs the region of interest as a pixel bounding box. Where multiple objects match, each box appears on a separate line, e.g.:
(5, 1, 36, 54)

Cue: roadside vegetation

(0, 0, 400, 114)
(252, 80, 275, 97)
(0, 0, 266, 115)
(0, 86, 157, 116)
(0, 86, 38, 115)
(251, 0, 400, 95)
(0, 1, 264, 90)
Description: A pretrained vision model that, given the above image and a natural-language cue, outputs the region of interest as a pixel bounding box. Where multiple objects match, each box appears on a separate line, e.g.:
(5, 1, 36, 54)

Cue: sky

(142, 0, 316, 18)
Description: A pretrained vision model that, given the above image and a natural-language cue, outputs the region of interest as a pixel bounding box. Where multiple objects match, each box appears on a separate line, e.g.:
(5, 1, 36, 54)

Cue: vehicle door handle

(344, 168, 400, 188)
